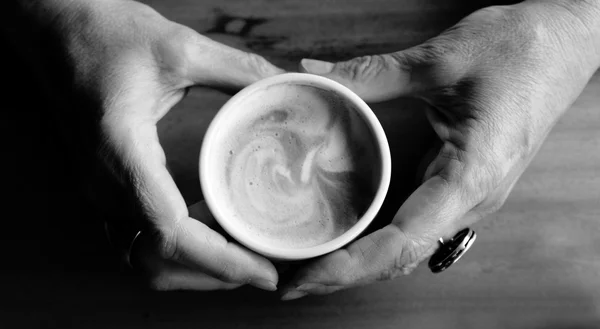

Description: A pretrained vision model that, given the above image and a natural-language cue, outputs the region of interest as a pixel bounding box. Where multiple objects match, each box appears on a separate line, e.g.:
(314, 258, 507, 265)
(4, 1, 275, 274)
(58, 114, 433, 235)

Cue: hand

(16, 0, 284, 291)
(282, 1, 600, 300)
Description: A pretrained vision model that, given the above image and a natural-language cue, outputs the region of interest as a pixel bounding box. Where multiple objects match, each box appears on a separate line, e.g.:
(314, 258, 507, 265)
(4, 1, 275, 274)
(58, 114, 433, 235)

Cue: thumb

(159, 28, 285, 90)
(299, 42, 467, 102)
(190, 35, 285, 88)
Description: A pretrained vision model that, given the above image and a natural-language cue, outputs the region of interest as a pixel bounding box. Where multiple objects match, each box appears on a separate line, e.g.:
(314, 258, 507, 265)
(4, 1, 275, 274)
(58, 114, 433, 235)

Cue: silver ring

(125, 230, 142, 269)
(104, 221, 143, 269)
(428, 228, 476, 273)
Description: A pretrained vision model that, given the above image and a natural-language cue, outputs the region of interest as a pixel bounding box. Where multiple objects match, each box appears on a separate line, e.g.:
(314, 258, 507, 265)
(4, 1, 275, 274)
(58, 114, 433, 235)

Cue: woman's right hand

(12, 0, 283, 291)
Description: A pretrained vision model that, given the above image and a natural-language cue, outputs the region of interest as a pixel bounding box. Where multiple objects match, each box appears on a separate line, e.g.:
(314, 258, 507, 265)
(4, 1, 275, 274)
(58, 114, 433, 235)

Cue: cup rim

(200, 72, 391, 260)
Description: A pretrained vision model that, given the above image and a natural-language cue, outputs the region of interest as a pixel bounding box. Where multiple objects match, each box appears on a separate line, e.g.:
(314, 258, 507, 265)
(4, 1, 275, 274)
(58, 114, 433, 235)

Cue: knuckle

(377, 264, 414, 282)
(376, 268, 402, 282)
(420, 41, 458, 70)
(473, 6, 543, 64)
(434, 136, 514, 214)
(155, 25, 199, 80)
(321, 251, 359, 286)
(437, 139, 503, 206)
(337, 55, 388, 82)
(397, 237, 427, 268)
(243, 52, 273, 76)
(167, 24, 198, 47)
(335, 272, 355, 287)
(377, 238, 423, 282)
(376, 270, 395, 282)
(487, 197, 507, 214)
(413, 41, 449, 64)
(212, 254, 248, 283)
(213, 261, 243, 283)
(372, 227, 425, 282)
(435, 144, 467, 188)
(408, 37, 468, 86)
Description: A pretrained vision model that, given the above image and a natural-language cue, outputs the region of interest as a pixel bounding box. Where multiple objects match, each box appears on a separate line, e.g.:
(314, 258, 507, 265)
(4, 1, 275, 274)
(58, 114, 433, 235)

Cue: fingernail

(250, 278, 277, 292)
(281, 290, 308, 301)
(301, 59, 334, 74)
(296, 283, 325, 292)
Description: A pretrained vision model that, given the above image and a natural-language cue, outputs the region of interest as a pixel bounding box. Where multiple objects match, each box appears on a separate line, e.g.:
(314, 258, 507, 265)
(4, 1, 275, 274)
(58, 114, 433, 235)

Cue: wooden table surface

(2, 1, 600, 328)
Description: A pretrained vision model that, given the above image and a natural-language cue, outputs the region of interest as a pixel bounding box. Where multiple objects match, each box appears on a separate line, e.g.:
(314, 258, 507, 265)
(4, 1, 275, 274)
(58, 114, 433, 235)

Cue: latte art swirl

(225, 88, 375, 249)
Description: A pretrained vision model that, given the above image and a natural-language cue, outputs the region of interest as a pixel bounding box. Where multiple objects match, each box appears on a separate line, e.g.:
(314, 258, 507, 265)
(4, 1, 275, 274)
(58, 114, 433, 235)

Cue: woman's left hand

(281, 0, 600, 300)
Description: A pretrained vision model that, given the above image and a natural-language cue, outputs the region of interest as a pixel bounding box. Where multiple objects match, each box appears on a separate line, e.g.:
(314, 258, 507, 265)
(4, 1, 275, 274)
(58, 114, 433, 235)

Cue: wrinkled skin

(281, 1, 600, 300)
(11, 0, 600, 296)
(13, 0, 286, 291)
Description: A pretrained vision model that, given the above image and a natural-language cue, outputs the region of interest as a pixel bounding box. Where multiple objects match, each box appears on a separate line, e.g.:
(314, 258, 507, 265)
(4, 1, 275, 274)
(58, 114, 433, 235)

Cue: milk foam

(216, 83, 380, 249)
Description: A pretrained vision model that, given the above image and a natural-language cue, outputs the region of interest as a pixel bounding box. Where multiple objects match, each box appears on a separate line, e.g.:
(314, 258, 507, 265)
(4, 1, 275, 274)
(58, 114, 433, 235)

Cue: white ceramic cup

(200, 73, 391, 261)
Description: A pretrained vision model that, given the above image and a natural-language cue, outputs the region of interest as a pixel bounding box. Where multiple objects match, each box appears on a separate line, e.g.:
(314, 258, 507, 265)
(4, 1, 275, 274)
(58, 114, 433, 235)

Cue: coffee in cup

(201, 73, 391, 260)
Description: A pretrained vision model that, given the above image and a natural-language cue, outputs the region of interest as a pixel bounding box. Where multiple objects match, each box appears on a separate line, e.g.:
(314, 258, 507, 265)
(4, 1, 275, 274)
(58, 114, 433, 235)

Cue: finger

(283, 156, 475, 296)
(136, 246, 241, 291)
(130, 201, 279, 292)
(104, 23, 281, 289)
(158, 26, 285, 89)
(281, 226, 426, 296)
(298, 40, 468, 103)
(282, 284, 344, 301)
(131, 211, 278, 291)
(167, 217, 278, 291)
(107, 118, 278, 291)
(148, 262, 243, 291)
(188, 201, 281, 290)
(188, 201, 279, 290)
(161, 269, 241, 291)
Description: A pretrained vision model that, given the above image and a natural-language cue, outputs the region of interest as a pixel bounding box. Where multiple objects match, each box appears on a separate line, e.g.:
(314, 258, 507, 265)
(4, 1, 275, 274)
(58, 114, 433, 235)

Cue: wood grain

(1, 1, 599, 328)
